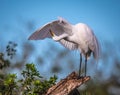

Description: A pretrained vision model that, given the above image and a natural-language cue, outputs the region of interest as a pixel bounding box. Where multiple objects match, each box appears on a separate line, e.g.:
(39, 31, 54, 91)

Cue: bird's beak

(49, 29, 55, 37)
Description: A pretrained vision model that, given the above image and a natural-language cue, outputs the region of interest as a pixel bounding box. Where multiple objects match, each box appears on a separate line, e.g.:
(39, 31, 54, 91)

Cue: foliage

(0, 53, 10, 69)
(0, 41, 17, 69)
(19, 63, 57, 95)
(0, 40, 120, 95)
(6, 41, 17, 59)
(0, 43, 57, 95)
(0, 62, 57, 95)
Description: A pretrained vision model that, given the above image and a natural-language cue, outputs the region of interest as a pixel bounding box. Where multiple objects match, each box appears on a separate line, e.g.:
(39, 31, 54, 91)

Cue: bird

(28, 17, 100, 77)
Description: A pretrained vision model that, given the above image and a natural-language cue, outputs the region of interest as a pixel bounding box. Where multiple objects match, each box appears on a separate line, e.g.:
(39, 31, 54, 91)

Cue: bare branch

(46, 72, 90, 95)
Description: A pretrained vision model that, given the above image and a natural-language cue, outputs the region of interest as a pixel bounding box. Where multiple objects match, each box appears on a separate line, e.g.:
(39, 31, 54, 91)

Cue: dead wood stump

(46, 71, 90, 95)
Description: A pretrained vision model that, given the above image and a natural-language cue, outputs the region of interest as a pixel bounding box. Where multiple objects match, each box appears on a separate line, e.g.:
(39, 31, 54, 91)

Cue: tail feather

(93, 36, 101, 62)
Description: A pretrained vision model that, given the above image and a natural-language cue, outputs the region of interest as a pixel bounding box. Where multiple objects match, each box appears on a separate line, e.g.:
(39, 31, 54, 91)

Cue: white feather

(60, 39, 78, 50)
(28, 17, 72, 40)
(29, 17, 100, 61)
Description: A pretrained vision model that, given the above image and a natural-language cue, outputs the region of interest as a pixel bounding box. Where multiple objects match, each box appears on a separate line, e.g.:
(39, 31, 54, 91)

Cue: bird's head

(58, 17, 70, 26)
(49, 29, 55, 37)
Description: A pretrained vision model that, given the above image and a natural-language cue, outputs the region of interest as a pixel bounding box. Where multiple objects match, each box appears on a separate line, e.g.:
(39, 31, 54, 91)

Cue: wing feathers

(28, 18, 72, 40)
(60, 39, 78, 50)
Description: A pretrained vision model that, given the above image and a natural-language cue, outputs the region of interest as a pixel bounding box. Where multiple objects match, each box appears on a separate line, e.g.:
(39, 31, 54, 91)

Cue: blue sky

(0, 0, 120, 79)
(0, 0, 120, 42)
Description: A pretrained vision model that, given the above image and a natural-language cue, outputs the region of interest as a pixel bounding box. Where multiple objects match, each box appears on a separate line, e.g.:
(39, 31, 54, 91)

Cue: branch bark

(46, 71, 90, 95)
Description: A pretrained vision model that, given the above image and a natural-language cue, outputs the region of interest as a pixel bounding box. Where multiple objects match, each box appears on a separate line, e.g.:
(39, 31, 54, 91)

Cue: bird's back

(73, 23, 100, 60)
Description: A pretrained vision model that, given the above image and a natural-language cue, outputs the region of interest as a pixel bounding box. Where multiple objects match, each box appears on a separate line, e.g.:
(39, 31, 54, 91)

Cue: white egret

(28, 17, 100, 77)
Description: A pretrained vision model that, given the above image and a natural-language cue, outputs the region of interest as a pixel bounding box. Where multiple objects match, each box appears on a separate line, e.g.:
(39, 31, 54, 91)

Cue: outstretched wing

(28, 17, 73, 40)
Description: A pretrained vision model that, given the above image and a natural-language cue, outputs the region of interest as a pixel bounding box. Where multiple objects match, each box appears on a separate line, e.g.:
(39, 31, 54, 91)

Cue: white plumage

(29, 17, 100, 77)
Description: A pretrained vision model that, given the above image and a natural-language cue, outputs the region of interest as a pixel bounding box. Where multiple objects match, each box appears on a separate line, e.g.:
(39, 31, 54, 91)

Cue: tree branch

(46, 71, 90, 95)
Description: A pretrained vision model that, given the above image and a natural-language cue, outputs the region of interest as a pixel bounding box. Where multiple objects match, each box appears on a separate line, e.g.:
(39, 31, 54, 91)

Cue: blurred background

(0, 0, 120, 94)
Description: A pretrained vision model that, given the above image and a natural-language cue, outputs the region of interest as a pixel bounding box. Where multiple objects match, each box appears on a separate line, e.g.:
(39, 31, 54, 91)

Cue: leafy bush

(0, 54, 57, 95)
(0, 41, 57, 95)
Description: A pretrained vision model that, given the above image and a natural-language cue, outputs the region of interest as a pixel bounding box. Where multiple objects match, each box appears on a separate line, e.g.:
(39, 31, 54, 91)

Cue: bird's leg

(79, 53, 82, 77)
(85, 54, 87, 77)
